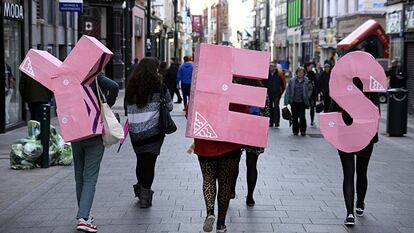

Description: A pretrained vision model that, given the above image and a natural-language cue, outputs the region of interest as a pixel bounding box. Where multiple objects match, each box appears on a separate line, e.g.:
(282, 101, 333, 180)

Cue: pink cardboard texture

(186, 44, 270, 148)
(319, 51, 387, 153)
(19, 35, 113, 142)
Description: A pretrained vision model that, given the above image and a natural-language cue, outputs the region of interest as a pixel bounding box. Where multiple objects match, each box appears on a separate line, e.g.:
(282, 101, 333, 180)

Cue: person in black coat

(318, 63, 332, 112)
(306, 63, 318, 125)
(386, 59, 406, 88)
(263, 63, 285, 127)
(165, 58, 182, 103)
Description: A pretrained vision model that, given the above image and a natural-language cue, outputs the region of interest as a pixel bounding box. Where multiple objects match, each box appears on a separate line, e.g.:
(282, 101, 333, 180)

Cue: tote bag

(96, 81, 124, 147)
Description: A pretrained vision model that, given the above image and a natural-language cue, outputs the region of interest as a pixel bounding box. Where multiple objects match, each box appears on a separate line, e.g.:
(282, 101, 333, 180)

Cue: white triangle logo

(369, 76, 385, 91)
(21, 57, 35, 77)
(194, 112, 218, 139)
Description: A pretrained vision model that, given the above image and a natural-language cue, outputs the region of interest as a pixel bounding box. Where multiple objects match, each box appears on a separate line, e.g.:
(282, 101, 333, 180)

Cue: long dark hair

(126, 57, 161, 108)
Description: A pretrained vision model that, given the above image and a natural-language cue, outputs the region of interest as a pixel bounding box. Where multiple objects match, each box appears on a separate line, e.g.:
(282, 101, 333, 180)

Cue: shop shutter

(406, 43, 414, 114)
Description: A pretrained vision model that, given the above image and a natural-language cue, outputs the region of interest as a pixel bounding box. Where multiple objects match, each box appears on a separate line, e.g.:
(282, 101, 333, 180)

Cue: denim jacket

(284, 76, 313, 106)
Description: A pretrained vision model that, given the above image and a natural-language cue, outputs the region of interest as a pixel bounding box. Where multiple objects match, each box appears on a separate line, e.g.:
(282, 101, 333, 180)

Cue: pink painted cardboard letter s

(319, 51, 387, 153)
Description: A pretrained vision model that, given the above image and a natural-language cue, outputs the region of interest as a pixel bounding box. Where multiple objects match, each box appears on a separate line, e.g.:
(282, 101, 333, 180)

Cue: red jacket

(192, 104, 247, 157)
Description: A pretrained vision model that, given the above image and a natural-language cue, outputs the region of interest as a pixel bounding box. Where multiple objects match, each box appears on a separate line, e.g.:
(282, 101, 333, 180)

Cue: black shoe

(174, 101, 182, 104)
(356, 202, 365, 216)
(293, 133, 298, 136)
(274, 124, 280, 128)
(216, 224, 227, 233)
(269, 124, 274, 127)
(246, 196, 255, 207)
(301, 132, 306, 136)
(310, 122, 314, 126)
(344, 214, 355, 226)
(133, 184, 141, 198)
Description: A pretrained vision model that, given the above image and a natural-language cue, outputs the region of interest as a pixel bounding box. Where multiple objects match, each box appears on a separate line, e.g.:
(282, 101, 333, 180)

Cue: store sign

(59, 0, 83, 12)
(405, 4, 414, 30)
(387, 11, 402, 34)
(3, 2, 24, 20)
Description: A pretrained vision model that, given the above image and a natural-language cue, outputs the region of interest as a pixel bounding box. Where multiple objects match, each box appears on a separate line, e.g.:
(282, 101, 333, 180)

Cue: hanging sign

(59, 0, 83, 12)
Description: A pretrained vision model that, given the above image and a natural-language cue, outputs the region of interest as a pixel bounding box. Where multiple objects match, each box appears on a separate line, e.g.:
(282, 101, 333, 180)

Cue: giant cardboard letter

(319, 51, 387, 153)
(19, 35, 113, 142)
(186, 44, 270, 147)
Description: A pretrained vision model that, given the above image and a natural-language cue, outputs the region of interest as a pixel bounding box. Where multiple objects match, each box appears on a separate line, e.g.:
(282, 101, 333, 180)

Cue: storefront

(0, 0, 29, 133)
(404, 2, 414, 113)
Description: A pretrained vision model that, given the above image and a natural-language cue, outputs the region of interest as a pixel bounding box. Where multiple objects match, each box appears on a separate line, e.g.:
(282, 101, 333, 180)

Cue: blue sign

(59, 0, 83, 12)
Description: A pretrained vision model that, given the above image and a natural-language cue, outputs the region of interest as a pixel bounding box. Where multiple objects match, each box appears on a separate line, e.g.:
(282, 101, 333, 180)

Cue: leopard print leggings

(198, 151, 241, 220)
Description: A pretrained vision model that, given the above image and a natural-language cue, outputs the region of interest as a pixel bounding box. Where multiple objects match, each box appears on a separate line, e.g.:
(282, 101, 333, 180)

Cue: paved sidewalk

(0, 93, 414, 233)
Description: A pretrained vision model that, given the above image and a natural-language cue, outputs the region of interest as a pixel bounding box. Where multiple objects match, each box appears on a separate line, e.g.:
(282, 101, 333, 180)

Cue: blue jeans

(72, 136, 105, 219)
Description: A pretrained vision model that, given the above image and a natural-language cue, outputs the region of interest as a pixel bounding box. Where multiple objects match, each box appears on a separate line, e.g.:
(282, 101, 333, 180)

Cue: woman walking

(284, 66, 313, 136)
(73, 73, 119, 232)
(126, 57, 173, 208)
(231, 80, 268, 207)
(329, 79, 380, 226)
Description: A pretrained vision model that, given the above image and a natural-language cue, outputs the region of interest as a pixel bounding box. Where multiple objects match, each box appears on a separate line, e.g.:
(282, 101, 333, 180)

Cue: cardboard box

(19, 35, 113, 142)
(319, 51, 387, 153)
(186, 44, 270, 148)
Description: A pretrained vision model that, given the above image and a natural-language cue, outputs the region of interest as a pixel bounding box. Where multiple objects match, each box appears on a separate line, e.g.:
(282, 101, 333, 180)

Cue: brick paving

(0, 92, 414, 233)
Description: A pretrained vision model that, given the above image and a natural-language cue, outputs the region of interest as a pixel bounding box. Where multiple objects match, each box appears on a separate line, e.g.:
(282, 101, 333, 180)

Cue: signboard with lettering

(3, 2, 24, 20)
(386, 11, 402, 34)
(59, 0, 83, 12)
(405, 4, 414, 30)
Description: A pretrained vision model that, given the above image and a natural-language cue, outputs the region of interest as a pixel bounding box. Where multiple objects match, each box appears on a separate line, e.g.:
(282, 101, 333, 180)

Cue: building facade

(403, 1, 414, 113)
(79, 0, 125, 87)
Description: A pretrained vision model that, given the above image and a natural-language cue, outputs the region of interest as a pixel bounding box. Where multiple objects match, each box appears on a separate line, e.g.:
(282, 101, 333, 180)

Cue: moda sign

(3, 2, 24, 20)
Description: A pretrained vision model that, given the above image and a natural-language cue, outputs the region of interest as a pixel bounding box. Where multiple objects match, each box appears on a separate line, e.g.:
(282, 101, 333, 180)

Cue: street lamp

(146, 0, 152, 57)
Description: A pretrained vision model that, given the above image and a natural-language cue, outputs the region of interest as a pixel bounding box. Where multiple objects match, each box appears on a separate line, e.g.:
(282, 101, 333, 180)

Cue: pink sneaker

(76, 217, 98, 232)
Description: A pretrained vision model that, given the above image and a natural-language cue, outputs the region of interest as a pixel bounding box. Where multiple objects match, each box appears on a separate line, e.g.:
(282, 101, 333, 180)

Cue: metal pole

(146, 0, 152, 57)
(40, 104, 50, 168)
(173, 0, 178, 59)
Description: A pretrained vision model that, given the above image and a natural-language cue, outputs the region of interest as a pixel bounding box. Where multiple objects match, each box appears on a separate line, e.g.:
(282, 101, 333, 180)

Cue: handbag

(159, 84, 177, 134)
(316, 101, 324, 113)
(96, 81, 124, 147)
(282, 106, 292, 126)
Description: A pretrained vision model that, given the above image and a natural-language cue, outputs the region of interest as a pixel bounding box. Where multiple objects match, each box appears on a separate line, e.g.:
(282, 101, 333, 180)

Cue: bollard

(40, 104, 51, 168)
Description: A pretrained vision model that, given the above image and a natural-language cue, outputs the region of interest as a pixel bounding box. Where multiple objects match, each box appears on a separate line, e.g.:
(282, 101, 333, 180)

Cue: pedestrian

(230, 80, 268, 207)
(177, 56, 193, 110)
(284, 66, 313, 136)
(19, 71, 53, 123)
(318, 63, 332, 112)
(126, 57, 173, 208)
(306, 63, 318, 125)
(328, 79, 379, 226)
(264, 63, 285, 127)
(165, 58, 183, 103)
(194, 135, 243, 232)
(158, 61, 168, 81)
(124, 58, 140, 116)
(72, 72, 119, 232)
(129, 58, 139, 74)
(387, 58, 406, 88)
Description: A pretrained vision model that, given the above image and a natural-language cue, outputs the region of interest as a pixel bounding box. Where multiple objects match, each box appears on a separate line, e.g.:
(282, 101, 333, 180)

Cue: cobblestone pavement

(0, 93, 413, 233)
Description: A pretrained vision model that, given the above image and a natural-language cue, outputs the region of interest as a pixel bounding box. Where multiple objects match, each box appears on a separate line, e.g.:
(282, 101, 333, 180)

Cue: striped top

(127, 86, 173, 143)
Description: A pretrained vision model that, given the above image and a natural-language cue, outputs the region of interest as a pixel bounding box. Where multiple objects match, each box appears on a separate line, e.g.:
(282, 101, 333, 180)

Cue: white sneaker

(76, 217, 98, 232)
(203, 215, 215, 232)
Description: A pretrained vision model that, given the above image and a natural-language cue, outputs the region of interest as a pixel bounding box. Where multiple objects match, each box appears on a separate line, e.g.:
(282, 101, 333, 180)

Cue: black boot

(139, 187, 154, 208)
(133, 184, 141, 199)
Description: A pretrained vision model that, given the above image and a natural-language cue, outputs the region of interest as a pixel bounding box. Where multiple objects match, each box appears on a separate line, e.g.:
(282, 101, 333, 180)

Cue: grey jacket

(284, 76, 313, 106)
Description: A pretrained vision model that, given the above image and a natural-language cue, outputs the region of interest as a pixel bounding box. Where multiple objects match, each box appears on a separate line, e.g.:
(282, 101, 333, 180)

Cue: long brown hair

(126, 57, 161, 107)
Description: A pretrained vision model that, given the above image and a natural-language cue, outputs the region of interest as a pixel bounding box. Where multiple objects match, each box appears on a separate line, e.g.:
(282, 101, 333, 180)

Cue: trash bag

(10, 120, 73, 169)
(10, 139, 43, 170)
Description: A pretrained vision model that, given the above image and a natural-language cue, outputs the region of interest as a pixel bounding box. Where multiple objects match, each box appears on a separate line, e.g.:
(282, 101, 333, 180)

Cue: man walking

(165, 58, 183, 103)
(387, 58, 406, 88)
(177, 56, 193, 110)
(265, 63, 285, 127)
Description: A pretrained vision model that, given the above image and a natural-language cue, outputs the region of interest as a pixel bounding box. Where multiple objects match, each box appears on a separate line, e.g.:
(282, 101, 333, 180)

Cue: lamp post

(173, 0, 178, 59)
(146, 0, 152, 57)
